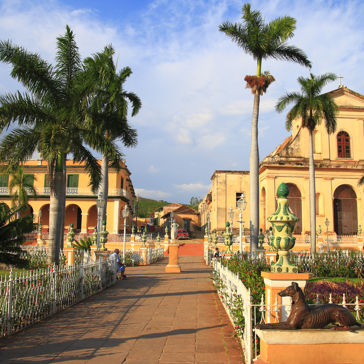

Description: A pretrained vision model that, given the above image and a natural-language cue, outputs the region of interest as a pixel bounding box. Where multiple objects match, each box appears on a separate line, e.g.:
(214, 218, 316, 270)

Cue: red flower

(262, 286, 265, 289)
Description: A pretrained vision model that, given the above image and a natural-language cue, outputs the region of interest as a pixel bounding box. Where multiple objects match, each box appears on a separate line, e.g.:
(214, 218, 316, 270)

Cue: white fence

(0, 257, 117, 337)
(212, 257, 364, 363)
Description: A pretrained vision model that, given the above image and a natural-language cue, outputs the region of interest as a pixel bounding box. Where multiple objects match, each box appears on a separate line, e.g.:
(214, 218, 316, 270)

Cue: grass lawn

(308, 276, 362, 283)
(0, 268, 30, 279)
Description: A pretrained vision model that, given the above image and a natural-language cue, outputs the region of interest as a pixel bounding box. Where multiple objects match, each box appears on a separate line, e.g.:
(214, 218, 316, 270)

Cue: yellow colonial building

(200, 86, 364, 244)
(0, 159, 135, 235)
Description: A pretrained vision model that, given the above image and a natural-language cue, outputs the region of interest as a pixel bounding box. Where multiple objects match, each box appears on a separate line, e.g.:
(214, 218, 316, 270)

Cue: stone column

(113, 200, 120, 234)
(165, 238, 181, 273)
(81, 213, 88, 234)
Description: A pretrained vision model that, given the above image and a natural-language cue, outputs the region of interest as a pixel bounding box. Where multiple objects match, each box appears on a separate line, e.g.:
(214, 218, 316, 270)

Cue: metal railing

(0, 257, 117, 337)
(0, 187, 131, 200)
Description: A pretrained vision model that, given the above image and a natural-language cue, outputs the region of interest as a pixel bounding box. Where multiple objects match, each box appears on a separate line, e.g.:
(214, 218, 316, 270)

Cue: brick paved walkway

(0, 257, 244, 364)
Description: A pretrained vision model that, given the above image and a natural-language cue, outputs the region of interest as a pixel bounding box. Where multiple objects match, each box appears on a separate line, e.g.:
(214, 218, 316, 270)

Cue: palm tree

(83, 45, 140, 223)
(8, 165, 37, 219)
(0, 202, 35, 267)
(0, 26, 123, 264)
(276, 73, 338, 253)
(219, 3, 311, 252)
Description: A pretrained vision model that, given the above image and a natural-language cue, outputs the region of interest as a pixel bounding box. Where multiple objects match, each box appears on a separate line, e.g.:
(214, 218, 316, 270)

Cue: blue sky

(1, 0, 364, 204)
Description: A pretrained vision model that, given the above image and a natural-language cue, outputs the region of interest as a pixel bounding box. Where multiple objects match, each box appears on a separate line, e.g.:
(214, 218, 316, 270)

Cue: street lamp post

(96, 192, 106, 250)
(228, 207, 234, 233)
(237, 193, 247, 253)
(170, 210, 174, 233)
(38, 210, 42, 234)
(122, 205, 130, 263)
(325, 218, 330, 252)
(134, 194, 139, 233)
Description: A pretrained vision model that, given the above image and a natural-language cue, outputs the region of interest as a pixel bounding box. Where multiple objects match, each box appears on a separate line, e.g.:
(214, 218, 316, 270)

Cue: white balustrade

(0, 256, 117, 337)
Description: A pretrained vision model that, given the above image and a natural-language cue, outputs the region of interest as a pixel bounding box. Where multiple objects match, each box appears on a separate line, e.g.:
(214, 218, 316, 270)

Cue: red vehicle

(176, 229, 189, 240)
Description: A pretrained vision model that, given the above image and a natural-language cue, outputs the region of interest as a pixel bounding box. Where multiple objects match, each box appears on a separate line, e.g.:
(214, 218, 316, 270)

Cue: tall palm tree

(83, 45, 140, 224)
(0, 26, 123, 264)
(219, 3, 311, 252)
(276, 73, 338, 253)
(8, 165, 37, 219)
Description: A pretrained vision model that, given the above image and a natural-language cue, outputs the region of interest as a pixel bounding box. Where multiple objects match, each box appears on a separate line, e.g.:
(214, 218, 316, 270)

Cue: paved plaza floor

(0, 257, 244, 364)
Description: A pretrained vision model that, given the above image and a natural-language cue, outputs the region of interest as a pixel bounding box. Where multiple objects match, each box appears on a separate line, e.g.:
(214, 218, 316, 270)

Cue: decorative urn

(223, 222, 233, 254)
(67, 223, 76, 248)
(213, 230, 218, 248)
(99, 220, 109, 251)
(267, 183, 299, 273)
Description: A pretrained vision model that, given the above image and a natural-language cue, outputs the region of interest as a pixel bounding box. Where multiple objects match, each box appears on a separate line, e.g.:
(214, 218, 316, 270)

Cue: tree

(189, 197, 202, 210)
(276, 73, 338, 253)
(219, 3, 311, 252)
(83, 45, 140, 223)
(0, 26, 122, 264)
(8, 165, 37, 219)
(0, 203, 35, 267)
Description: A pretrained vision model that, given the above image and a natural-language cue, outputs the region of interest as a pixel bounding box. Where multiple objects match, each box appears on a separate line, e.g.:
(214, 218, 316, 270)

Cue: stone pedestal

(64, 247, 77, 266)
(94, 250, 110, 262)
(358, 235, 363, 251)
(90, 245, 97, 261)
(256, 248, 266, 259)
(165, 239, 181, 273)
(255, 328, 364, 364)
(261, 271, 310, 323)
(140, 247, 147, 265)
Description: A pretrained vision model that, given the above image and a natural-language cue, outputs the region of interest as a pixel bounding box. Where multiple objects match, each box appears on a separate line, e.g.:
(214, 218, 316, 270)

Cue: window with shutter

(0, 174, 9, 187)
(337, 131, 351, 158)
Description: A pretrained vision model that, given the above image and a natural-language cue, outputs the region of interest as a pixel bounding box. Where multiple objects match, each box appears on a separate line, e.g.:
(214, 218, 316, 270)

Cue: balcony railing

(0, 187, 131, 200)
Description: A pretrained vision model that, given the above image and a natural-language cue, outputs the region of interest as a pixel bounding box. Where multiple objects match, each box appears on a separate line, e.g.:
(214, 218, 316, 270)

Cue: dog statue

(255, 282, 361, 331)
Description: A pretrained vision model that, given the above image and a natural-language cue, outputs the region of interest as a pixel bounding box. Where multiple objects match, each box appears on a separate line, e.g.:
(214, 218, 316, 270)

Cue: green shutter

(44, 174, 50, 187)
(25, 174, 34, 186)
(0, 174, 9, 187)
(121, 177, 124, 189)
(67, 174, 79, 188)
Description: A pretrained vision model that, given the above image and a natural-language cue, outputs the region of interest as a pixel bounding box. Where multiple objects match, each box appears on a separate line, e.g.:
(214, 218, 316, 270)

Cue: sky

(0, 0, 364, 204)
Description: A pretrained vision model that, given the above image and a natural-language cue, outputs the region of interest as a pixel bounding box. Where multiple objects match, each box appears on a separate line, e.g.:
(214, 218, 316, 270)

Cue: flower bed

(291, 250, 364, 278)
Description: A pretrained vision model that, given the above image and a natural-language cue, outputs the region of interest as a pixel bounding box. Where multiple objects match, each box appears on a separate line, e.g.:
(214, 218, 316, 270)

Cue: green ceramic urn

(223, 222, 233, 254)
(267, 183, 299, 273)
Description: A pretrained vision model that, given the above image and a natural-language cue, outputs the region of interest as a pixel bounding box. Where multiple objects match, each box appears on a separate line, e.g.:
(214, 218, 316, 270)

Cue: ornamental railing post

(98, 257, 103, 288)
(52, 264, 57, 314)
(246, 288, 253, 364)
(7, 269, 13, 336)
(80, 262, 84, 301)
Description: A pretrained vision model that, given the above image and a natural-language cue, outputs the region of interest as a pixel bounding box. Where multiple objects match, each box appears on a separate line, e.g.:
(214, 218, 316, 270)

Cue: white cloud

(173, 183, 211, 192)
(135, 188, 171, 199)
(148, 165, 160, 174)
(1, 0, 364, 204)
(175, 128, 195, 146)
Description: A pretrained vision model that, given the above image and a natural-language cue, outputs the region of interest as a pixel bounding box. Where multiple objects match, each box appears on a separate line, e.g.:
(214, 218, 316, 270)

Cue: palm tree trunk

(249, 89, 260, 254)
(100, 153, 108, 225)
(48, 153, 65, 265)
(309, 129, 316, 253)
(59, 155, 66, 251)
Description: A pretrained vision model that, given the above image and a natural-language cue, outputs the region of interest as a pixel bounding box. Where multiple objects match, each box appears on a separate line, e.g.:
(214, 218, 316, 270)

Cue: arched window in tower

(337, 131, 351, 158)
